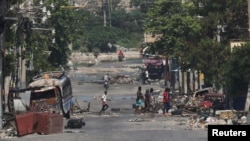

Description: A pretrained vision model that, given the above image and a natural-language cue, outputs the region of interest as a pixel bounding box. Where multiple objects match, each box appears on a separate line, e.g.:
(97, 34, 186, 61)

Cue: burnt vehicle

(185, 87, 215, 111)
(192, 87, 214, 98)
(3, 71, 73, 136)
(28, 71, 73, 119)
(198, 93, 226, 112)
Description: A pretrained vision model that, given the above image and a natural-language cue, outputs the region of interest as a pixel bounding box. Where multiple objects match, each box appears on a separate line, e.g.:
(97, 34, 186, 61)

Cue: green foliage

(143, 0, 250, 94)
(229, 44, 250, 82)
(79, 47, 88, 54)
(225, 44, 250, 95)
(130, 0, 157, 13)
(92, 47, 100, 57)
(144, 0, 202, 57)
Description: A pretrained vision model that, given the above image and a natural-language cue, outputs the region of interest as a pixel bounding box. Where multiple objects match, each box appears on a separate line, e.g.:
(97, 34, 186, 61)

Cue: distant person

(135, 91, 144, 114)
(140, 67, 146, 84)
(162, 87, 170, 115)
(136, 86, 142, 98)
(95, 58, 98, 65)
(118, 49, 124, 57)
(145, 88, 154, 111)
(118, 49, 124, 61)
(149, 88, 154, 104)
(135, 86, 144, 114)
(99, 90, 110, 115)
(144, 89, 150, 109)
(104, 73, 110, 81)
(145, 69, 150, 85)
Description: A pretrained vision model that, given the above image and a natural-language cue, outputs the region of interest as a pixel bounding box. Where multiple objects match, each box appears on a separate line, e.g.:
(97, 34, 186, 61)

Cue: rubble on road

(168, 93, 249, 130)
(110, 75, 135, 84)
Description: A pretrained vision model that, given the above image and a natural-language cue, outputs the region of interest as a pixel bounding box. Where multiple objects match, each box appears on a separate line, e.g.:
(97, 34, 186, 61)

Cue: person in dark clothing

(136, 86, 142, 98)
(144, 88, 154, 112)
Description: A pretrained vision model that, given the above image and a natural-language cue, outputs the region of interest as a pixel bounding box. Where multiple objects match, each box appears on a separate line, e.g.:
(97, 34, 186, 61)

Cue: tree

(144, 0, 202, 64)
(144, 0, 249, 93)
(226, 44, 250, 110)
(130, 0, 156, 13)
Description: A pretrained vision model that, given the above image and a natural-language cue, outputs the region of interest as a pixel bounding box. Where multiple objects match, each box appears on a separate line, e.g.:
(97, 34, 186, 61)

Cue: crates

(36, 112, 63, 135)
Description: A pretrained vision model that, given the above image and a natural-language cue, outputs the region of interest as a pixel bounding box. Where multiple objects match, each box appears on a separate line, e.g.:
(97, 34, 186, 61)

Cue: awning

(143, 58, 163, 66)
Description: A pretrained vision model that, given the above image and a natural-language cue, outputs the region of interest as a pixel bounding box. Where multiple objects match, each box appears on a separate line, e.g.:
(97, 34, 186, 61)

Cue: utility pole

(0, 0, 6, 130)
(108, 0, 111, 27)
(103, 0, 107, 26)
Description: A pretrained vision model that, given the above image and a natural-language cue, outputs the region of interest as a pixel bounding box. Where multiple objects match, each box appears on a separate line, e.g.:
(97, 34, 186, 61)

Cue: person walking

(103, 73, 110, 82)
(103, 73, 110, 90)
(135, 86, 144, 114)
(145, 69, 150, 85)
(144, 89, 150, 110)
(99, 90, 110, 115)
(162, 87, 170, 115)
(136, 86, 142, 97)
(135, 92, 144, 114)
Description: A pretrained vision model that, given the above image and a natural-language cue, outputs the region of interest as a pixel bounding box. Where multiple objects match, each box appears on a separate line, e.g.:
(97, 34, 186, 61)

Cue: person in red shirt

(118, 49, 124, 62)
(162, 87, 170, 115)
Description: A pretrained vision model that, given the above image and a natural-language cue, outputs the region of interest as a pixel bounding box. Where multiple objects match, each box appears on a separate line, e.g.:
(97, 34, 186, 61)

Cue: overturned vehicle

(4, 71, 74, 136)
(7, 71, 73, 117)
(28, 71, 74, 119)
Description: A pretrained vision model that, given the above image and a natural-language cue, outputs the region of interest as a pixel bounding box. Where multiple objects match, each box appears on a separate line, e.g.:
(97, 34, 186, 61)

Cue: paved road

(2, 60, 208, 141)
(2, 82, 207, 141)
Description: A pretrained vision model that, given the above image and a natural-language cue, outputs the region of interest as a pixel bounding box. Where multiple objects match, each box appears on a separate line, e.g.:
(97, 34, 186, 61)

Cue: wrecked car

(185, 87, 215, 111)
(198, 93, 226, 115)
(193, 87, 214, 98)
(28, 71, 74, 119)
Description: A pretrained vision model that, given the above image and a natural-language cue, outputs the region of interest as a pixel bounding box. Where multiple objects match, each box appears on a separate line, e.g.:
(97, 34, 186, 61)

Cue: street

(2, 60, 208, 141)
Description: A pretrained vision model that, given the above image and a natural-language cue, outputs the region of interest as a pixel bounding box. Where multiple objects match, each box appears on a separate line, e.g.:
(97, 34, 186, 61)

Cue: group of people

(134, 86, 170, 115)
(99, 73, 170, 116)
(99, 73, 111, 115)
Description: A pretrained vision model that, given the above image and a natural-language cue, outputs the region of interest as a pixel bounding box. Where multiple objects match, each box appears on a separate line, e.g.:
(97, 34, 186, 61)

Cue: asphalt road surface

(2, 60, 208, 141)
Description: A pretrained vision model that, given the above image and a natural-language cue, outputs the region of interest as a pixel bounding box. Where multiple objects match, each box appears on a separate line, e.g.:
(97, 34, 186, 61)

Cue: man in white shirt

(104, 73, 109, 81)
(145, 70, 150, 85)
(99, 90, 109, 115)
